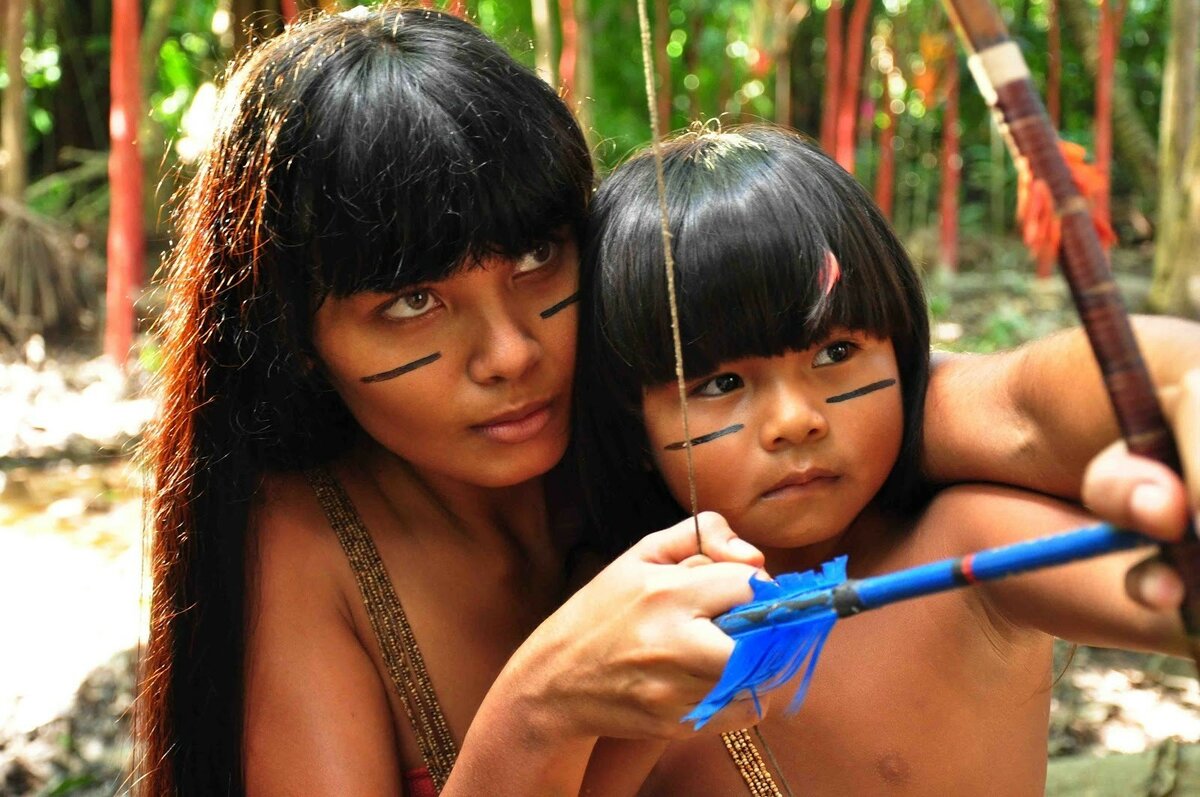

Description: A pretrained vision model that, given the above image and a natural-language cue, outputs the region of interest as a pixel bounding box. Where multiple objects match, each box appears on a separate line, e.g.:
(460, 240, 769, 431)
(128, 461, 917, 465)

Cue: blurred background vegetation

(0, 0, 1196, 362)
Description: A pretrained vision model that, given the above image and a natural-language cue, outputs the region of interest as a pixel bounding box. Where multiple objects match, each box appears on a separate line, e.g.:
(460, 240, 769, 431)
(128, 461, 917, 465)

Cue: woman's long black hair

(575, 126, 930, 552)
(139, 7, 592, 794)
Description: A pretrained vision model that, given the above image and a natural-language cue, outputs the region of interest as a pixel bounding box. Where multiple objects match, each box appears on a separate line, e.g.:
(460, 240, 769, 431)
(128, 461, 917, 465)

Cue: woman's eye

(382, 290, 442, 320)
(813, 341, 856, 367)
(695, 373, 744, 397)
(515, 240, 558, 274)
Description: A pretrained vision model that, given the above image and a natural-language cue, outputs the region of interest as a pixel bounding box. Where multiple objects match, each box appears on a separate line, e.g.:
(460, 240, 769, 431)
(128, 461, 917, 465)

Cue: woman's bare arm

(923, 315, 1200, 498)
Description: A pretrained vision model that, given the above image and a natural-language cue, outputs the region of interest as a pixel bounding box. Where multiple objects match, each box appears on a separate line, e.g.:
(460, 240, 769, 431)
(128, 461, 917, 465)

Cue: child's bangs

(594, 132, 918, 388)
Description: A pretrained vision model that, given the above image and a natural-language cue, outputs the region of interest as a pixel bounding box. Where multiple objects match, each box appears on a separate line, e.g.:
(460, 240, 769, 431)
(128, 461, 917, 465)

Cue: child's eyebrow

(663, 424, 744, 451)
(825, 378, 896, 404)
(361, 352, 442, 383)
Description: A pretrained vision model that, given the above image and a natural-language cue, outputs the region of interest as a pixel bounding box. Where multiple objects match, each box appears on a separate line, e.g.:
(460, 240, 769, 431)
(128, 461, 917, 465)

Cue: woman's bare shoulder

(244, 469, 405, 792)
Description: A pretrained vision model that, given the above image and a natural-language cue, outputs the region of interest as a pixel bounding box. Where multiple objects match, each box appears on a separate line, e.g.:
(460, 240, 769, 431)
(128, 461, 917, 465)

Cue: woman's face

(312, 234, 580, 488)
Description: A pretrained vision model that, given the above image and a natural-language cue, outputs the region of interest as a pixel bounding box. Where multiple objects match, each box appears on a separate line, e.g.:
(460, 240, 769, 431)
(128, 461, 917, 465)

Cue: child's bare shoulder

(915, 483, 1091, 554)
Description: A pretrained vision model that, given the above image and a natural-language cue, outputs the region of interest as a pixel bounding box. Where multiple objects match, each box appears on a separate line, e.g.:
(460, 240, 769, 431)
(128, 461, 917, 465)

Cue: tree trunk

(106, 0, 144, 363)
(1059, 0, 1158, 201)
(569, 0, 594, 144)
(1047, 0, 1061, 127)
(559, 0, 578, 98)
(231, 0, 284, 57)
(1094, 0, 1125, 231)
(1149, 0, 1200, 318)
(531, 0, 557, 85)
(2, 0, 28, 202)
(938, 57, 960, 273)
(141, 0, 177, 101)
(875, 94, 896, 220)
(654, 0, 671, 134)
(820, 1, 843, 153)
(835, 0, 871, 173)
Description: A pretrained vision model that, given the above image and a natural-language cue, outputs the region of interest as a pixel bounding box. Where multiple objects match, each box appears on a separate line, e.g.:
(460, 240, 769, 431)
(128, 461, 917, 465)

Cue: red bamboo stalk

(942, 0, 1200, 664)
(821, 1, 845, 154)
(836, 0, 872, 172)
(559, 0, 579, 100)
(654, 0, 671, 134)
(1094, 0, 1124, 235)
(106, 0, 144, 366)
(938, 58, 960, 272)
(875, 91, 897, 219)
(1047, 0, 1061, 127)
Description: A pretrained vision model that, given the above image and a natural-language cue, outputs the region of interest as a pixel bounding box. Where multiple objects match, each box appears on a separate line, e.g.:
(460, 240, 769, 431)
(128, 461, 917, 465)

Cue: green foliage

(6, 0, 1174, 258)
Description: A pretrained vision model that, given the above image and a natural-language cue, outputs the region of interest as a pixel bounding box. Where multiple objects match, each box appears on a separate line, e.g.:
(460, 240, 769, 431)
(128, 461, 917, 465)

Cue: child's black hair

(576, 126, 930, 551)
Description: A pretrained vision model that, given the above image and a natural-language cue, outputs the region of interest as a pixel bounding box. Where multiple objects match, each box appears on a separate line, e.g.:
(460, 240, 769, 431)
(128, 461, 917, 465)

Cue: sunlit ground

(0, 460, 145, 740)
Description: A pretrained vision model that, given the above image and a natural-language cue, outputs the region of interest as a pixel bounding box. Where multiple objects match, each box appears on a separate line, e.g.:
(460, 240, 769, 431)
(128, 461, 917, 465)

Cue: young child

(576, 125, 1188, 794)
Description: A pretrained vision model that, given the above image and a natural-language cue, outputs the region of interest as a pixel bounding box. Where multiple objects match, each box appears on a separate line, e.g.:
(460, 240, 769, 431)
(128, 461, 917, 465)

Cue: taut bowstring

(634, 0, 703, 555)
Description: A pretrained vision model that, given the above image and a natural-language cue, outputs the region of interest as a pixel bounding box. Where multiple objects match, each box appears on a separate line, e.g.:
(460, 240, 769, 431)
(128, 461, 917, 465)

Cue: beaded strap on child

(306, 467, 458, 792)
(721, 729, 787, 796)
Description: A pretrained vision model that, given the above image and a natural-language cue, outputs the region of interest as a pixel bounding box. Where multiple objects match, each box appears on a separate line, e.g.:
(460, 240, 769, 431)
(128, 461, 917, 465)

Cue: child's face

(311, 234, 580, 488)
(641, 329, 904, 553)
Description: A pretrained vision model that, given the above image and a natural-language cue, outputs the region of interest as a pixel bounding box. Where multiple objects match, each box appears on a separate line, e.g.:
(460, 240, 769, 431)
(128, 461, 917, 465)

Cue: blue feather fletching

(683, 556, 848, 729)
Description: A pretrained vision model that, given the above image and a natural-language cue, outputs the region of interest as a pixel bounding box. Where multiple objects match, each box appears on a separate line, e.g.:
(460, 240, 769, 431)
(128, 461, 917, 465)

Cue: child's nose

(467, 311, 541, 385)
(760, 388, 828, 450)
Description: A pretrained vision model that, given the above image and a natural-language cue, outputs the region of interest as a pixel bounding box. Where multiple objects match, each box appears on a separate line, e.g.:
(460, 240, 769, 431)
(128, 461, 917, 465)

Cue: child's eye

(515, 240, 558, 274)
(694, 373, 744, 397)
(813, 341, 857, 367)
(382, 289, 443, 320)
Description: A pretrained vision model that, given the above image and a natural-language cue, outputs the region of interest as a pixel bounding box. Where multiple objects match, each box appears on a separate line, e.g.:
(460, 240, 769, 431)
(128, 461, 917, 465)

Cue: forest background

(1, 0, 1200, 794)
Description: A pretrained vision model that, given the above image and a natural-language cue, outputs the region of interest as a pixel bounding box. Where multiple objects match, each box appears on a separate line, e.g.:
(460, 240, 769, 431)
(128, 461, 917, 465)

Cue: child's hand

(496, 512, 770, 745)
(1082, 368, 1199, 610)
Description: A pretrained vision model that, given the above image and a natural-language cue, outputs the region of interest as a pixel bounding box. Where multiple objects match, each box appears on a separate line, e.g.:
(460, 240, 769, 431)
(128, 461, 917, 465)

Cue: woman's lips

(472, 401, 553, 444)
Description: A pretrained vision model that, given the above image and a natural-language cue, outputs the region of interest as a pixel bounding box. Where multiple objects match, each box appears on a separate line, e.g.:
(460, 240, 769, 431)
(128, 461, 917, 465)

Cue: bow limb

(940, 0, 1200, 667)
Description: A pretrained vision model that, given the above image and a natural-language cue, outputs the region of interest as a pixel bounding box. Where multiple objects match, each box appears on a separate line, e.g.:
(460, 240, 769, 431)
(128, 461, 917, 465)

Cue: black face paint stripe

(825, 378, 897, 404)
(540, 291, 581, 319)
(663, 424, 744, 451)
(360, 352, 442, 383)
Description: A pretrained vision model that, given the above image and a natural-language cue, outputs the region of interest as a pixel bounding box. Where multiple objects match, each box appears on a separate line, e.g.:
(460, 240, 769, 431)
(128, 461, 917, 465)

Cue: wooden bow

(941, 0, 1200, 667)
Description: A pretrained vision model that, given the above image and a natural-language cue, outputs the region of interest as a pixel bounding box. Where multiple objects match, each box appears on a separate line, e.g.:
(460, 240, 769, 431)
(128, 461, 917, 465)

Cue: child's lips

(760, 468, 840, 500)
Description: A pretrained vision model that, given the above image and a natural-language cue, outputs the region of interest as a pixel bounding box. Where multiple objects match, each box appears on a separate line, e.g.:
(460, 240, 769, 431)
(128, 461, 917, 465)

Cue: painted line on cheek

(663, 423, 744, 451)
(825, 378, 897, 404)
(539, 291, 581, 319)
(360, 352, 442, 383)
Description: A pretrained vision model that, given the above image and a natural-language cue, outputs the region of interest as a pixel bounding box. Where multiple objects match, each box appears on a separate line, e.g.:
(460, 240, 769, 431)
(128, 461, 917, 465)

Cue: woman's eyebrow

(361, 352, 442, 383)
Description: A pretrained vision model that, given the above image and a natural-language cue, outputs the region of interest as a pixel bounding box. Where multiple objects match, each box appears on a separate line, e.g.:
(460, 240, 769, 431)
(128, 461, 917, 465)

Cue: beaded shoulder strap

(306, 467, 458, 792)
(722, 729, 786, 796)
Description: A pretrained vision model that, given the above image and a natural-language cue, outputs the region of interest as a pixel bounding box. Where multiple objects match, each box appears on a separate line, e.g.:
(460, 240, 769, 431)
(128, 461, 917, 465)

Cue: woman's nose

(466, 311, 541, 385)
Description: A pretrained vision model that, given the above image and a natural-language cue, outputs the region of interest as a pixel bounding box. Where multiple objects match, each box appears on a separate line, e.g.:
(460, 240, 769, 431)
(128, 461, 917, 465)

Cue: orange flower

(1015, 140, 1116, 277)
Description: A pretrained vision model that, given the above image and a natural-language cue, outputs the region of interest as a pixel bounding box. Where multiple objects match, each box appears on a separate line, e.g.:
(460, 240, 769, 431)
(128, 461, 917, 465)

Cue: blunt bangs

(589, 127, 923, 389)
(250, 9, 592, 297)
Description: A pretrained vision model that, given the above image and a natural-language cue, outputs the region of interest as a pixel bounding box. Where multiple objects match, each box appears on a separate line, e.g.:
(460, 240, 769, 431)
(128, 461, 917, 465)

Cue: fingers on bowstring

(637, 511, 763, 567)
(1125, 554, 1186, 612)
(1083, 441, 1190, 541)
